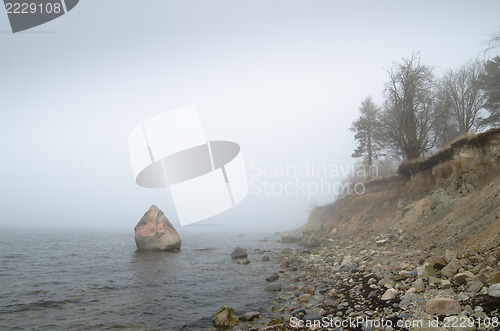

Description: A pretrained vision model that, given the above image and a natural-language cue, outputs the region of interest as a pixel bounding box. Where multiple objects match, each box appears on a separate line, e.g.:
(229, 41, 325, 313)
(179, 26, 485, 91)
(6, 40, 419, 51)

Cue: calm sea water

(0, 227, 285, 330)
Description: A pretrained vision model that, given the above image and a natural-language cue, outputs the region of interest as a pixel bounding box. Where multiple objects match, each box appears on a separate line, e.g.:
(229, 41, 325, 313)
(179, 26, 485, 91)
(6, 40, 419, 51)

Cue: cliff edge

(300, 127, 500, 255)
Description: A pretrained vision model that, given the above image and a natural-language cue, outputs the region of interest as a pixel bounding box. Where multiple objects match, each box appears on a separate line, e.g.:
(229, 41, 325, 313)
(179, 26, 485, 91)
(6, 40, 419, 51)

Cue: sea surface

(0, 227, 286, 330)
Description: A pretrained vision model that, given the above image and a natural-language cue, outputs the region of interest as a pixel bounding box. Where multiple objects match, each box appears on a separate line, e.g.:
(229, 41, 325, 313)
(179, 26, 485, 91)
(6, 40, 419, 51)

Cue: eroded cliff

(302, 127, 500, 255)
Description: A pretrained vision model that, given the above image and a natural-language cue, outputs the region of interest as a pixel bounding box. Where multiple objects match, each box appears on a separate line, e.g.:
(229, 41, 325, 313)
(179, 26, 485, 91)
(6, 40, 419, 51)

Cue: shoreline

(231, 235, 500, 331)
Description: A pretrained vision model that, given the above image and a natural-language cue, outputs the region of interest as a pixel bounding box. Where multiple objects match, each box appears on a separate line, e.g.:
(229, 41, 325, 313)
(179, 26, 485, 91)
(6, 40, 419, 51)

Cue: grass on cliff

(398, 126, 500, 177)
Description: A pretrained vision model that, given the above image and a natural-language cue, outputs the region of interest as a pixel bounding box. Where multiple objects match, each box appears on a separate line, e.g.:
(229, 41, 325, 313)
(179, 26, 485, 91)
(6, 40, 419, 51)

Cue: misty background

(1, 0, 499, 232)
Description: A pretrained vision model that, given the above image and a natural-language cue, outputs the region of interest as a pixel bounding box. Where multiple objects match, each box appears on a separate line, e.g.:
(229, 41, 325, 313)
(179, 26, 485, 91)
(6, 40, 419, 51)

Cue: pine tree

(479, 56, 500, 126)
(350, 97, 380, 179)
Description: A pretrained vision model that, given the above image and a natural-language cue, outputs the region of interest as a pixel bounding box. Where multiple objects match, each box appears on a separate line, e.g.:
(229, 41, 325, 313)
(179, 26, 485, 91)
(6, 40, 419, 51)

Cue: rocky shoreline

(210, 129, 500, 330)
(223, 236, 500, 331)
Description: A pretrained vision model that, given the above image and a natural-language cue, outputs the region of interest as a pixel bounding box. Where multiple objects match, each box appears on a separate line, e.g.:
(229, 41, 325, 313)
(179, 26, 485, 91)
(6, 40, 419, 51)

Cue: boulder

(266, 273, 279, 282)
(428, 277, 441, 286)
(213, 305, 239, 328)
(412, 278, 426, 292)
(488, 283, 500, 297)
(441, 279, 451, 289)
(134, 205, 181, 251)
(454, 271, 474, 284)
(491, 271, 500, 284)
(231, 247, 248, 259)
(400, 288, 416, 309)
(381, 288, 398, 300)
(237, 258, 250, 265)
(417, 265, 436, 279)
(239, 311, 259, 322)
(468, 281, 484, 293)
(425, 256, 448, 270)
(476, 273, 492, 286)
(265, 282, 282, 291)
(425, 297, 461, 315)
(290, 308, 306, 316)
(441, 258, 461, 278)
(339, 255, 357, 272)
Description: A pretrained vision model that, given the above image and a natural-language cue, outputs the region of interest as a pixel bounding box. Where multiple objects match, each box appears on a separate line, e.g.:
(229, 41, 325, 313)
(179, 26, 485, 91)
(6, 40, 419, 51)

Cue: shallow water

(0, 227, 283, 330)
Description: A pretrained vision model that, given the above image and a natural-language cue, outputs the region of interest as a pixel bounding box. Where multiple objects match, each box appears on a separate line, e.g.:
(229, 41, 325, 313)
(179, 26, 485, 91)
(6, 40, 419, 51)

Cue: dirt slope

(301, 127, 500, 257)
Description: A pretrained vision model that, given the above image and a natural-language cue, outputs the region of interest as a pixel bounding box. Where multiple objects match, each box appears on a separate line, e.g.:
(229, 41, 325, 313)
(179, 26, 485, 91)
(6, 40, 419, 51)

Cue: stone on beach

(488, 283, 500, 297)
(454, 271, 474, 284)
(239, 311, 259, 321)
(265, 283, 282, 291)
(381, 288, 398, 300)
(424, 256, 448, 270)
(213, 305, 240, 328)
(425, 297, 461, 315)
(237, 258, 251, 265)
(134, 205, 181, 251)
(440, 258, 461, 278)
(290, 308, 306, 316)
(417, 264, 436, 279)
(441, 279, 451, 289)
(266, 273, 279, 282)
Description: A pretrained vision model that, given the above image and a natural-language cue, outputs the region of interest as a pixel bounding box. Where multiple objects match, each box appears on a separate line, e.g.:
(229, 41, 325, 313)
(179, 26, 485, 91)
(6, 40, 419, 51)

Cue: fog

(1, 0, 499, 232)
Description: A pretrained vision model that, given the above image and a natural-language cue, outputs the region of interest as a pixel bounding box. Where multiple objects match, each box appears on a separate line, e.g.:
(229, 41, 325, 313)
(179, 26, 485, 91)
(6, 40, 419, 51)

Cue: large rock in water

(134, 205, 181, 251)
(230, 247, 248, 259)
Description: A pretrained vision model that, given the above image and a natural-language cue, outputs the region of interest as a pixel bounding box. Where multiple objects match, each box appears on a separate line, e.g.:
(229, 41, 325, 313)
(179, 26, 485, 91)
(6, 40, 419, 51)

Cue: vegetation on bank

(397, 126, 500, 177)
(350, 31, 500, 180)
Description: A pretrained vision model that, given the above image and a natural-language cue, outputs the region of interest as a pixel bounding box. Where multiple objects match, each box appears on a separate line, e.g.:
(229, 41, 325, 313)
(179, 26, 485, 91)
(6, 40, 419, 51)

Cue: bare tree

(379, 53, 436, 160)
(483, 29, 500, 57)
(350, 97, 380, 179)
(441, 60, 486, 134)
(433, 84, 459, 146)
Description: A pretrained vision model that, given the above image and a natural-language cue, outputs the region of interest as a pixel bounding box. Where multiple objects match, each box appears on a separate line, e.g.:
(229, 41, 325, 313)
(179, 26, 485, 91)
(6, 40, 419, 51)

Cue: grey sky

(1, 1, 499, 231)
